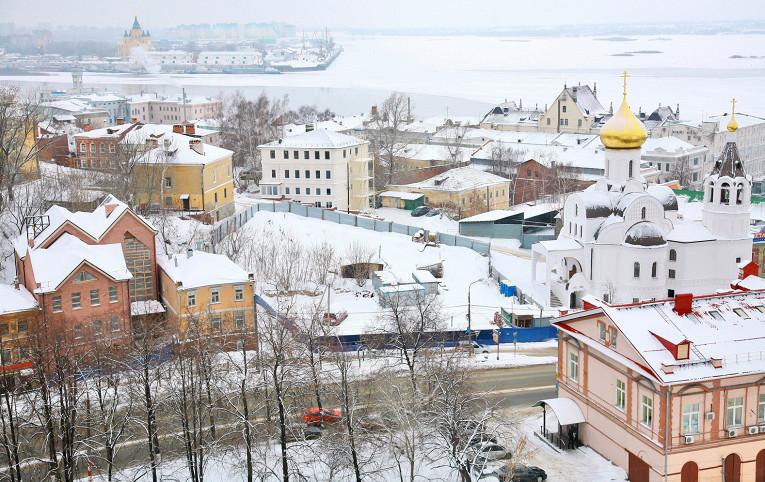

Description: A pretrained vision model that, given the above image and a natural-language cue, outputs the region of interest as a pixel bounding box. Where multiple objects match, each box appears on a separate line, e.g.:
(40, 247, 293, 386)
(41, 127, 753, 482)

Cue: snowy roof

(378, 283, 425, 294)
(706, 112, 765, 132)
(131, 300, 165, 316)
(157, 251, 252, 289)
(537, 237, 582, 252)
(665, 221, 728, 243)
(28, 234, 132, 293)
(14, 195, 145, 257)
(533, 398, 586, 425)
(135, 137, 232, 166)
(642, 136, 700, 154)
(282, 119, 357, 136)
(562, 85, 607, 118)
(397, 143, 477, 162)
(470, 138, 605, 172)
(558, 292, 765, 384)
(259, 130, 364, 149)
(645, 185, 679, 211)
(412, 269, 438, 284)
(379, 191, 423, 201)
(0, 284, 38, 315)
(733, 275, 765, 291)
(623, 221, 666, 247)
(459, 203, 559, 223)
(397, 167, 509, 192)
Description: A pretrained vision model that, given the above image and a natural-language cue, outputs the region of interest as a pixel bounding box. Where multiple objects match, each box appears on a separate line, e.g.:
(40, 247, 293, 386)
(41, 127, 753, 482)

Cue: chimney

(710, 357, 723, 369)
(184, 124, 195, 135)
(116, 117, 125, 125)
(672, 293, 693, 316)
(661, 362, 675, 374)
(189, 139, 204, 155)
(104, 203, 118, 216)
(370, 105, 378, 117)
(131, 117, 138, 123)
(82, 123, 92, 132)
(186, 247, 193, 259)
(173, 124, 184, 134)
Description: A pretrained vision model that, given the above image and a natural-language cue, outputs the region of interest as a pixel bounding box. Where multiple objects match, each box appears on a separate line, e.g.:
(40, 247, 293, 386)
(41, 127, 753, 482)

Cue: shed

(458, 203, 559, 248)
(378, 191, 425, 210)
(378, 283, 426, 307)
(412, 269, 439, 295)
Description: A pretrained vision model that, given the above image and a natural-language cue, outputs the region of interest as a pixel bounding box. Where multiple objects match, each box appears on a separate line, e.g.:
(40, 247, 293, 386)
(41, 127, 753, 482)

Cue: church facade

(532, 80, 752, 309)
(117, 17, 152, 58)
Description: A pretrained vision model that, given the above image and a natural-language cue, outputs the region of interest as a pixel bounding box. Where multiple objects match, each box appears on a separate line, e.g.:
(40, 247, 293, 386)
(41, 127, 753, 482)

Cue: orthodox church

(532, 76, 752, 309)
(117, 16, 152, 58)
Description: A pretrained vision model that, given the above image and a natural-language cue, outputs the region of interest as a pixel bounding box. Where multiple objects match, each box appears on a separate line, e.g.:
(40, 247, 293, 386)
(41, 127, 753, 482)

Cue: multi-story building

(0, 283, 39, 371)
(641, 137, 710, 190)
(531, 86, 751, 309)
(117, 16, 152, 58)
(71, 93, 128, 125)
(258, 130, 373, 211)
(157, 250, 254, 344)
(550, 290, 765, 482)
(127, 94, 223, 125)
(388, 166, 511, 219)
(538, 84, 609, 134)
(196, 51, 264, 67)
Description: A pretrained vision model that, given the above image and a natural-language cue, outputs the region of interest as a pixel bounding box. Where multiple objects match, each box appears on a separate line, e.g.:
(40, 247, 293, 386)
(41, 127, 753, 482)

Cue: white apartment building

(258, 130, 373, 212)
(197, 51, 264, 66)
(641, 137, 709, 190)
(127, 94, 223, 125)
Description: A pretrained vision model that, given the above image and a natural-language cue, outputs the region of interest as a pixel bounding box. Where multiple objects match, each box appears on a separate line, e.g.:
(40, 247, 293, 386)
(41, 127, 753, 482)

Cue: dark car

(425, 208, 441, 217)
(285, 423, 322, 443)
(411, 206, 432, 217)
(485, 464, 547, 482)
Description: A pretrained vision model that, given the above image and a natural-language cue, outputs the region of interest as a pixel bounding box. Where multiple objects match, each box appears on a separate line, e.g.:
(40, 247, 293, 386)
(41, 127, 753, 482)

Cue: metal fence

(211, 200, 491, 257)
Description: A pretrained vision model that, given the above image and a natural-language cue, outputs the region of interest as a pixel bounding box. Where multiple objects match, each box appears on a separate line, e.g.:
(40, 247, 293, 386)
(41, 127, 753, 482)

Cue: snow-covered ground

(371, 207, 460, 235)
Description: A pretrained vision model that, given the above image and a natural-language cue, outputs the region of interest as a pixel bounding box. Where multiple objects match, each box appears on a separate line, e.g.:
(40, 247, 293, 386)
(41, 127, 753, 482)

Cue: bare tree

(369, 92, 412, 188)
(668, 157, 693, 189)
(345, 240, 375, 287)
(0, 86, 42, 213)
(442, 124, 469, 166)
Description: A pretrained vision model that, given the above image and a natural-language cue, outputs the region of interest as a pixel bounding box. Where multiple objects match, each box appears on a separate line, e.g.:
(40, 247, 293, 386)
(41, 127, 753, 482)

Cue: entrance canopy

(179, 194, 190, 200)
(533, 398, 585, 425)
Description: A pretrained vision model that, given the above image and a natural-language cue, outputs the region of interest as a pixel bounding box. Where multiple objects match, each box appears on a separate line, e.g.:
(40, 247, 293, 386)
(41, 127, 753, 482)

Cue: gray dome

(624, 221, 666, 247)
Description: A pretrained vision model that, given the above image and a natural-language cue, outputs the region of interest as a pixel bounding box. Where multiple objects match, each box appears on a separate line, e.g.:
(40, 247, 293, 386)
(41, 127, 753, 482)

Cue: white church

(531, 83, 752, 309)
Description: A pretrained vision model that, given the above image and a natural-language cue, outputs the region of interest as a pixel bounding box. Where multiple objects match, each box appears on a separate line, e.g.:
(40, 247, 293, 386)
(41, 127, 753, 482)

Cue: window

(211, 315, 221, 331)
(17, 320, 27, 333)
(0, 324, 7, 337)
(641, 207, 646, 219)
(562, 105, 567, 113)
(615, 379, 626, 411)
(74, 324, 83, 339)
(708, 310, 724, 321)
(235, 312, 245, 329)
(271, 169, 276, 178)
(90, 289, 100, 306)
(669, 249, 677, 261)
(316, 170, 321, 179)
(733, 308, 750, 319)
(682, 403, 700, 434)
(628, 160, 634, 178)
(124, 234, 153, 303)
(633, 262, 640, 278)
(52, 296, 62, 312)
(727, 396, 744, 427)
(285, 187, 290, 195)
(110, 316, 120, 333)
(599, 323, 606, 342)
(295, 170, 300, 178)
(669, 269, 676, 279)
(80, 142, 86, 153)
(324, 151, 330, 160)
(326, 188, 332, 195)
(76, 271, 96, 282)
(759, 394, 765, 422)
(641, 395, 653, 427)
(109, 144, 116, 153)
(93, 319, 103, 335)
(651, 262, 657, 278)
(315, 151, 320, 159)
(546, 118, 551, 126)
(304, 151, 309, 159)
(326, 170, 331, 179)
(210, 287, 220, 304)
(283, 150, 289, 159)
(343, 149, 346, 158)
(90, 143, 95, 153)
(609, 327, 618, 348)
(305, 170, 310, 179)
(355, 147, 359, 155)
(284, 170, 289, 178)
(296, 187, 301, 195)
(326, 202, 333, 208)
(569, 351, 579, 382)
(72, 292, 81, 309)
(188, 290, 196, 307)
(293, 150, 299, 159)
(164, 176, 172, 188)
(235, 285, 244, 301)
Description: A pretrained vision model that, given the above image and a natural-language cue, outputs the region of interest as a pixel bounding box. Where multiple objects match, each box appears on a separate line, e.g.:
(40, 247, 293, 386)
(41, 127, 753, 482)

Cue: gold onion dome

(599, 72, 648, 149)
(727, 98, 738, 133)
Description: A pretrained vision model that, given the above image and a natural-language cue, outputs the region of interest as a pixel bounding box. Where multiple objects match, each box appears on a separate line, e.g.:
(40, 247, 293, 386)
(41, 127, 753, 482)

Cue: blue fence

(211, 200, 492, 258)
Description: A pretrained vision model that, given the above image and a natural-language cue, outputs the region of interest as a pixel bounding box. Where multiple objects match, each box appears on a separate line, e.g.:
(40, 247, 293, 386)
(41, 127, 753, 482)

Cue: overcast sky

(3, 0, 765, 30)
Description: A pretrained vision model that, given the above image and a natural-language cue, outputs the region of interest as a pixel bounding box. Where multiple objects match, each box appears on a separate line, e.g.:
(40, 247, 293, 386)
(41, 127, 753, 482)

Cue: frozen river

(2, 33, 764, 119)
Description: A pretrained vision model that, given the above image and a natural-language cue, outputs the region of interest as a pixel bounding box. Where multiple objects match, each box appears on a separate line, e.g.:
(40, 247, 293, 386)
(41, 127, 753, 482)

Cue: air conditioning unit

(748, 426, 760, 435)
(705, 411, 715, 422)
(683, 435, 695, 444)
(728, 429, 738, 438)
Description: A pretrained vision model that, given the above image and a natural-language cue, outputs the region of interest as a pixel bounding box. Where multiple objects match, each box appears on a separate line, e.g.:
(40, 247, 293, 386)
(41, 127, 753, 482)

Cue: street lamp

(467, 278, 484, 356)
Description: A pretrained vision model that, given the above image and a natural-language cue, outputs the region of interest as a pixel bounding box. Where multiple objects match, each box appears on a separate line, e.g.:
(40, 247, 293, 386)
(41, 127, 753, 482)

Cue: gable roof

(561, 85, 607, 118)
(28, 234, 132, 293)
(396, 167, 509, 192)
(157, 251, 252, 289)
(259, 129, 363, 149)
(0, 284, 38, 315)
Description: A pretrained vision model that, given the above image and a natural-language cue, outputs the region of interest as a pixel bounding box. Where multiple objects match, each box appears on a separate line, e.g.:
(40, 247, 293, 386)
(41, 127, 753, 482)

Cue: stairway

(550, 292, 563, 308)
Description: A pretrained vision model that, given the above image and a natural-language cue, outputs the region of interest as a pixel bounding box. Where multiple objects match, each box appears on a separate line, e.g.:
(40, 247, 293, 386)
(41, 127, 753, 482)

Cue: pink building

(547, 291, 765, 482)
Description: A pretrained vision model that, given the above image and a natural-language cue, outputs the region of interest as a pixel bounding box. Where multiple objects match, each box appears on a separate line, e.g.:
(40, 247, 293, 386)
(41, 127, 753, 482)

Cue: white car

(478, 442, 508, 461)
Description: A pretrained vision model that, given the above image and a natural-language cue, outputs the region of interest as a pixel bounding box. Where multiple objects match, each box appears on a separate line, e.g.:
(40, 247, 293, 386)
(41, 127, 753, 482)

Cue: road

(469, 363, 557, 408)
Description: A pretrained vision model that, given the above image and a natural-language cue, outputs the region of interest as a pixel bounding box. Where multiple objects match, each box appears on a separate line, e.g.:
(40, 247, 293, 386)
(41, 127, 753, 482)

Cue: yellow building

(538, 84, 608, 134)
(0, 284, 39, 372)
(117, 17, 152, 58)
(157, 250, 255, 344)
(388, 166, 510, 219)
(135, 136, 235, 220)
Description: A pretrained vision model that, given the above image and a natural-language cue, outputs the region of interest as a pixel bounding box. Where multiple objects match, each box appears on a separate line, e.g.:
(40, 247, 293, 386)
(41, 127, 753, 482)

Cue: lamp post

(467, 278, 483, 356)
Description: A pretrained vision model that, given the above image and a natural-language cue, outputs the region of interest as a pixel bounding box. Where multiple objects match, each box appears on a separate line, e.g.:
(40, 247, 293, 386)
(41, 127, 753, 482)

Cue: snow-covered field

(372, 207, 460, 235)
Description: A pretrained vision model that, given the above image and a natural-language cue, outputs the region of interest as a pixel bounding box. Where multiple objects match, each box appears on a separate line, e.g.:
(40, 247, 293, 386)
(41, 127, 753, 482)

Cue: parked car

(468, 432, 499, 447)
(456, 340, 490, 354)
(483, 464, 547, 482)
(303, 407, 343, 425)
(285, 423, 322, 443)
(478, 442, 508, 461)
(411, 206, 432, 217)
(425, 208, 441, 217)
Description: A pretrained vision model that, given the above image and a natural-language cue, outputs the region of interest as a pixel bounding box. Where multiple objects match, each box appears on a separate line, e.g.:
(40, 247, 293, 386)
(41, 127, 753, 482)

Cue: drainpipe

(664, 388, 670, 482)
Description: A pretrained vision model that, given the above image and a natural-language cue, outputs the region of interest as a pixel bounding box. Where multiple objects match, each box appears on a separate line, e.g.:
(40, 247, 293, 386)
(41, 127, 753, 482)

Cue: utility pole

(467, 278, 483, 357)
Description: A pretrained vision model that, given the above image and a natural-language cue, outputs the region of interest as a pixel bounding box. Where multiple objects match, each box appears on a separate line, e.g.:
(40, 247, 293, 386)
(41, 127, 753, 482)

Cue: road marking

(485, 384, 556, 395)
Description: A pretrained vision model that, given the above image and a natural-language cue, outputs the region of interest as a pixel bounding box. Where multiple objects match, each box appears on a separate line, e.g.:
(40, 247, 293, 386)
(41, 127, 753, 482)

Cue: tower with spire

(117, 16, 152, 58)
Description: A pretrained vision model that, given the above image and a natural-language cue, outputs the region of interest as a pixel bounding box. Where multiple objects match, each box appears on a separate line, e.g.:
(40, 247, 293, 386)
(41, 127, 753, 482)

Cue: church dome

(624, 222, 666, 247)
(599, 73, 647, 149)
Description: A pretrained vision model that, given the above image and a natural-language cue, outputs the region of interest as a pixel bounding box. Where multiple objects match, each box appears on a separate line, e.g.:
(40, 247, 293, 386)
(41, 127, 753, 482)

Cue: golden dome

(599, 72, 647, 149)
(727, 98, 738, 133)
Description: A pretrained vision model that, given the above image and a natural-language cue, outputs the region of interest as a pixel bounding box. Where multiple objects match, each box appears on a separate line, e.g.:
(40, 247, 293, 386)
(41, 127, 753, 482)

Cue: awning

(533, 398, 585, 426)
(179, 193, 190, 200)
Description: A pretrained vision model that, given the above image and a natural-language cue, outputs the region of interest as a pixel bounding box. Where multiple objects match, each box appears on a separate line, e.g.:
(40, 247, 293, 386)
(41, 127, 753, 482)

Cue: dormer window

(76, 271, 96, 283)
(733, 308, 750, 319)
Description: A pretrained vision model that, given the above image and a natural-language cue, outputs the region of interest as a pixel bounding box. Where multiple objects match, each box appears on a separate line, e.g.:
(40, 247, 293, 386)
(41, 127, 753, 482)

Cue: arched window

(651, 262, 657, 278)
(736, 183, 744, 205)
(633, 262, 640, 279)
(641, 207, 646, 220)
(724, 453, 741, 482)
(669, 249, 677, 261)
(680, 461, 699, 482)
(756, 449, 765, 482)
(720, 182, 731, 204)
(628, 160, 634, 178)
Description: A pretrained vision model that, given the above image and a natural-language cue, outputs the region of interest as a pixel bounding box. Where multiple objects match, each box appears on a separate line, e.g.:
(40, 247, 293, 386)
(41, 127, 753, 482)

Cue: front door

(182, 197, 190, 211)
(628, 452, 649, 482)
(724, 453, 741, 482)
